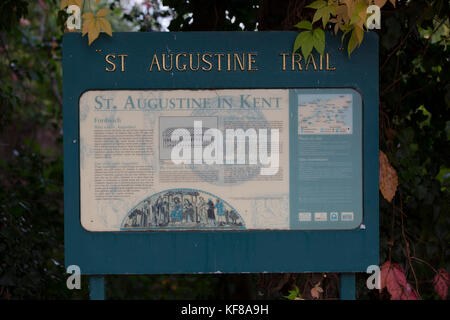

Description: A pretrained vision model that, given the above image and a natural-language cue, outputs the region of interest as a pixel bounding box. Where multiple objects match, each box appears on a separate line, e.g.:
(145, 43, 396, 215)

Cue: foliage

(433, 269, 450, 300)
(380, 261, 419, 299)
(375, 0, 449, 300)
(379, 150, 398, 203)
(0, 0, 87, 299)
(285, 285, 303, 300)
(294, 0, 397, 57)
(0, 0, 29, 32)
(82, 9, 113, 44)
(293, 20, 325, 59)
(60, 0, 113, 45)
(163, 0, 259, 31)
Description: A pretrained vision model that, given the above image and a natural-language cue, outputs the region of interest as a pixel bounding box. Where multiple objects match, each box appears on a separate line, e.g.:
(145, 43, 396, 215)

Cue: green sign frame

(63, 32, 379, 281)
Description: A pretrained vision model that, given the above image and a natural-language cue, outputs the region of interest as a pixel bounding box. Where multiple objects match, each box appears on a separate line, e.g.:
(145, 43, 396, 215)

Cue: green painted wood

(89, 276, 105, 300)
(340, 273, 356, 300)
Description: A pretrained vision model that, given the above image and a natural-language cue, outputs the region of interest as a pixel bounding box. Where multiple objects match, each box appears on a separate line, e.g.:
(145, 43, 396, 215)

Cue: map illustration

(298, 94, 353, 135)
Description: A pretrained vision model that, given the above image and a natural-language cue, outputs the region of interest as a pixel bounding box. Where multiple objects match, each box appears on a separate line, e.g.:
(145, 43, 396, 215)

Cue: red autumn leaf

(433, 269, 449, 300)
(380, 261, 407, 299)
(401, 283, 420, 300)
(380, 261, 419, 300)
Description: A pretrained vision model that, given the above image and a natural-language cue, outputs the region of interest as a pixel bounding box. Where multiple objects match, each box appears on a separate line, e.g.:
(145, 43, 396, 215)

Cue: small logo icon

(330, 212, 339, 221)
(314, 212, 327, 222)
(299, 212, 312, 222)
(341, 212, 354, 221)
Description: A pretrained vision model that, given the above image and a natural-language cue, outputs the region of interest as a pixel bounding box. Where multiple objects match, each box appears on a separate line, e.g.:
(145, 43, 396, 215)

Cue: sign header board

(64, 32, 378, 274)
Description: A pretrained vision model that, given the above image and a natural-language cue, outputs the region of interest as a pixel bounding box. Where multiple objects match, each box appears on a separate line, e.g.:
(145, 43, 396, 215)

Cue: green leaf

(293, 30, 311, 53)
(340, 24, 352, 42)
(354, 1, 368, 14)
(306, 0, 327, 9)
(293, 30, 314, 59)
(354, 26, 364, 44)
(322, 6, 333, 28)
(294, 20, 313, 30)
(313, 28, 325, 55)
(348, 28, 359, 56)
(350, 1, 367, 25)
(301, 32, 314, 60)
(285, 291, 297, 300)
(313, 5, 334, 28)
(284, 286, 301, 300)
(350, 14, 361, 25)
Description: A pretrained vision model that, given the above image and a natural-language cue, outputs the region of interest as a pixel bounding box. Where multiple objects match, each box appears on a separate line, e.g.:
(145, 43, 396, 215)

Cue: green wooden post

(340, 273, 356, 300)
(89, 276, 105, 300)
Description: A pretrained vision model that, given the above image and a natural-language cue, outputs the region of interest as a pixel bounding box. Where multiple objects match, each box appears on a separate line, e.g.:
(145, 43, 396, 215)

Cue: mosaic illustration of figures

(122, 189, 245, 230)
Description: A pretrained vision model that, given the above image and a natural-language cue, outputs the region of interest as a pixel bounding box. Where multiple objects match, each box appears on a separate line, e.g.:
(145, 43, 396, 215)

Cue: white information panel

(79, 89, 290, 231)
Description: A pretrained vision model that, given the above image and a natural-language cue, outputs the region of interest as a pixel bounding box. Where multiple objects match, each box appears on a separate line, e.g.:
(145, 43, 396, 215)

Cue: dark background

(0, 0, 448, 299)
